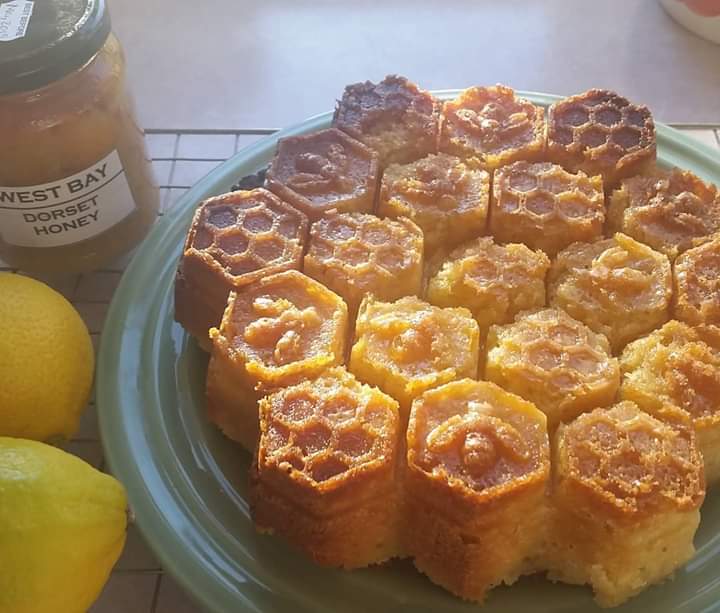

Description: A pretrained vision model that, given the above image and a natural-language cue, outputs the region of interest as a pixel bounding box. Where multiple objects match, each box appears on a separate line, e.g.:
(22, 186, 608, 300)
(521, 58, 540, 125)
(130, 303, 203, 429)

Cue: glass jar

(0, 0, 159, 274)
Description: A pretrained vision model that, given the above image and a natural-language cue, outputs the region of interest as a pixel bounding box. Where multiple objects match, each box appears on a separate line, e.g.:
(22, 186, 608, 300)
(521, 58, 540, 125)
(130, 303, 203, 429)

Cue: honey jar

(0, 0, 159, 273)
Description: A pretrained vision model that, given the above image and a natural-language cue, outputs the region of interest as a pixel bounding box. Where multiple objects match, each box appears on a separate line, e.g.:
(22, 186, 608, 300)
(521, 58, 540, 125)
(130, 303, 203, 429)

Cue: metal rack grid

(2, 125, 720, 613)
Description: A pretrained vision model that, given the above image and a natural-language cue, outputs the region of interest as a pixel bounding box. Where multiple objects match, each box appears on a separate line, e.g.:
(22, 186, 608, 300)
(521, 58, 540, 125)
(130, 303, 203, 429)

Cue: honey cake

(426, 236, 549, 338)
(175, 189, 308, 350)
(405, 379, 550, 603)
(304, 212, 423, 318)
(265, 128, 379, 221)
(674, 236, 720, 326)
(547, 402, 704, 607)
(607, 168, 720, 260)
(206, 270, 348, 450)
(490, 161, 605, 256)
(332, 75, 440, 167)
(349, 296, 479, 421)
(378, 153, 490, 255)
(620, 320, 720, 483)
(250, 367, 402, 568)
(548, 233, 672, 353)
(547, 89, 656, 188)
(485, 308, 619, 429)
(439, 85, 545, 170)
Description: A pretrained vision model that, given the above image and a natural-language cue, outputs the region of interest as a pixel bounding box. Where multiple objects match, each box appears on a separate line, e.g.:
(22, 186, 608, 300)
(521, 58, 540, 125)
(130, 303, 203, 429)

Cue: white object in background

(661, 0, 720, 44)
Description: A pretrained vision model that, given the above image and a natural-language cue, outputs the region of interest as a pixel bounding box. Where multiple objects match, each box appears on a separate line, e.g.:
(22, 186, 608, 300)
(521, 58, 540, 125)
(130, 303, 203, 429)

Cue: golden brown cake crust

(674, 237, 720, 326)
(304, 211, 423, 317)
(555, 401, 704, 519)
(175, 188, 308, 346)
(265, 128, 379, 220)
(490, 161, 605, 256)
(349, 296, 480, 416)
(439, 85, 545, 170)
(250, 368, 403, 568)
(426, 236, 549, 334)
(548, 233, 672, 352)
(378, 153, 489, 255)
(407, 379, 549, 511)
(485, 308, 619, 429)
(547, 89, 656, 187)
(405, 379, 549, 602)
(608, 168, 720, 260)
(206, 270, 348, 448)
(332, 75, 440, 167)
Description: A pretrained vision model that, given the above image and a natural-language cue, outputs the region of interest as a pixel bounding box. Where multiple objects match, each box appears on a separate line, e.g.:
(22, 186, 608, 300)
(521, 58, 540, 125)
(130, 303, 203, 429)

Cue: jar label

(0, 1, 34, 42)
(0, 150, 137, 248)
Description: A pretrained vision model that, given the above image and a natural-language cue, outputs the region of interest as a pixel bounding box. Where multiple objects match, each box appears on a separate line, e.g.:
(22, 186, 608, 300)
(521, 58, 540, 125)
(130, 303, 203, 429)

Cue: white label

(0, 150, 136, 248)
(0, 1, 34, 42)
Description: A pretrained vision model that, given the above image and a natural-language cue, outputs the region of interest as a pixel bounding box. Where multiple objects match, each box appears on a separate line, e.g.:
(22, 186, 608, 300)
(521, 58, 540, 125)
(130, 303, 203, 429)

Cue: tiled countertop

(2, 126, 719, 613)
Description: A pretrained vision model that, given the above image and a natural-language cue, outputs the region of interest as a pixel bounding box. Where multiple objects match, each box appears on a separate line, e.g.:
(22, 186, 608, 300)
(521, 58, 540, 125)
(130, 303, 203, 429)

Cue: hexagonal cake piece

(620, 320, 720, 483)
(378, 153, 490, 255)
(206, 270, 348, 450)
(250, 367, 402, 568)
(405, 379, 550, 603)
(485, 308, 620, 429)
(608, 168, 720, 260)
(304, 212, 424, 317)
(548, 233, 672, 353)
(426, 236, 549, 336)
(547, 89, 656, 188)
(265, 128, 379, 221)
(490, 161, 605, 256)
(439, 85, 545, 170)
(674, 237, 720, 326)
(349, 296, 479, 420)
(332, 75, 440, 167)
(547, 402, 704, 607)
(175, 188, 308, 350)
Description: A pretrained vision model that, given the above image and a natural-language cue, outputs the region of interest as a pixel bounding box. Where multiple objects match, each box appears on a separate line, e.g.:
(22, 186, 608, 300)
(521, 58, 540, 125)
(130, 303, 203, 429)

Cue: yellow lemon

(0, 273, 94, 440)
(0, 437, 128, 613)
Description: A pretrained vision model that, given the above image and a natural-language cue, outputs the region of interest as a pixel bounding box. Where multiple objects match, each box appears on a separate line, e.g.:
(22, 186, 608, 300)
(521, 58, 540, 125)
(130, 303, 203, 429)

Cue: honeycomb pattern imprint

(405, 379, 549, 603)
(548, 233, 672, 353)
(549, 401, 704, 607)
(555, 401, 703, 514)
(674, 236, 720, 326)
(349, 295, 479, 419)
(426, 236, 549, 334)
(485, 308, 620, 429)
(490, 161, 605, 256)
(332, 74, 440, 167)
(620, 320, 720, 483)
(378, 153, 490, 255)
(439, 84, 546, 170)
(265, 128, 379, 220)
(250, 367, 402, 568)
(304, 211, 424, 317)
(205, 270, 348, 450)
(547, 89, 656, 188)
(608, 168, 720, 260)
(256, 367, 398, 491)
(175, 188, 308, 350)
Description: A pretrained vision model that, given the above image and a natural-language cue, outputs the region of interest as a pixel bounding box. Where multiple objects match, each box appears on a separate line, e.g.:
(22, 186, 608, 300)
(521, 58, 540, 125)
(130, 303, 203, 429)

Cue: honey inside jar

(0, 2, 159, 274)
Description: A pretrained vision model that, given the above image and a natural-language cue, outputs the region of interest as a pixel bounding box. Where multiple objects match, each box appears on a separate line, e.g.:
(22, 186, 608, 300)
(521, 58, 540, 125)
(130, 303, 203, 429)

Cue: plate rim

(98, 90, 720, 613)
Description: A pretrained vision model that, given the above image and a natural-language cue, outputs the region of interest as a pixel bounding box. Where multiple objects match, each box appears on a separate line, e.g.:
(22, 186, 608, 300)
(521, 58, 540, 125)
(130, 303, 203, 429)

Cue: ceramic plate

(98, 91, 720, 613)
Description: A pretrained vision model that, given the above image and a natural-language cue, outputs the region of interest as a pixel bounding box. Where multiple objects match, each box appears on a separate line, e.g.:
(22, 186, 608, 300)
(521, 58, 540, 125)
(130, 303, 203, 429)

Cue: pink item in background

(661, 0, 720, 43)
(680, 0, 720, 17)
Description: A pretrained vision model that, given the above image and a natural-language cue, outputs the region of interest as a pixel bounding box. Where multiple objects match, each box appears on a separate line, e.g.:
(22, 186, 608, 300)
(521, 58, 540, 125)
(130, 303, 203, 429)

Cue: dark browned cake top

(184, 188, 307, 278)
(334, 74, 437, 134)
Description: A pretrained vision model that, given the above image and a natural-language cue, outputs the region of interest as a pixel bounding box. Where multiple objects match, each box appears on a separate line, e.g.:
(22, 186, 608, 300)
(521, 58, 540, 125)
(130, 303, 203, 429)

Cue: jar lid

(0, 0, 111, 96)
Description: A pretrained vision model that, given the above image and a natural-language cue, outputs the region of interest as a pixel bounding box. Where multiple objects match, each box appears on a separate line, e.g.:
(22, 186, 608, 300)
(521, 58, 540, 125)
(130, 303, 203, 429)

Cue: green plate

(98, 91, 720, 613)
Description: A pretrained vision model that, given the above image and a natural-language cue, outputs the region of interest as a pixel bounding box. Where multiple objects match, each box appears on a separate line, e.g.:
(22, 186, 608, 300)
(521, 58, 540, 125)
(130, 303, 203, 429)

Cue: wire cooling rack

(1, 125, 719, 613)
